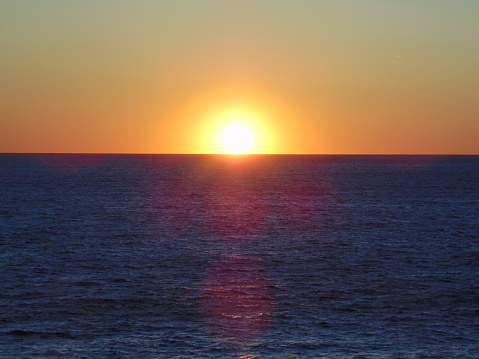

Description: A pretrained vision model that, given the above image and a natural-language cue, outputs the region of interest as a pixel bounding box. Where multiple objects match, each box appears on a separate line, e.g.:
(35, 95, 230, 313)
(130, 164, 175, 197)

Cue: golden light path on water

(200, 256, 272, 347)
(198, 157, 274, 349)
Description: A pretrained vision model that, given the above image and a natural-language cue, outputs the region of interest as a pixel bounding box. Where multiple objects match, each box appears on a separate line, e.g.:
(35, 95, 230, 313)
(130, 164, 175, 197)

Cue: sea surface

(1, 154, 478, 359)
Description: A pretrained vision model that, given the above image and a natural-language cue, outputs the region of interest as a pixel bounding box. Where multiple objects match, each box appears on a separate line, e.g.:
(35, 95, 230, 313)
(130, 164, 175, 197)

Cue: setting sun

(197, 105, 276, 155)
(220, 123, 254, 154)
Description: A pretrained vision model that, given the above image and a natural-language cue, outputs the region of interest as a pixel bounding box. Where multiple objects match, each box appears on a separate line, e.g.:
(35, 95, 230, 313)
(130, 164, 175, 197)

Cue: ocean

(1, 154, 478, 358)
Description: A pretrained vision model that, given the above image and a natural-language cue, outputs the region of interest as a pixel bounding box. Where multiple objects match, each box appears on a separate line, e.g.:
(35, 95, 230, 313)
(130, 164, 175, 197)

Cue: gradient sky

(1, 0, 478, 154)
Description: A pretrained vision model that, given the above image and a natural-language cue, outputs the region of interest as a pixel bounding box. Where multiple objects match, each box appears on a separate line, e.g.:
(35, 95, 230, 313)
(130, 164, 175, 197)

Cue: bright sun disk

(220, 123, 254, 154)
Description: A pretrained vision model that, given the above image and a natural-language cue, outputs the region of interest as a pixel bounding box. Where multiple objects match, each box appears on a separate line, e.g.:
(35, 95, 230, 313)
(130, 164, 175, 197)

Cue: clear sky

(1, 0, 478, 154)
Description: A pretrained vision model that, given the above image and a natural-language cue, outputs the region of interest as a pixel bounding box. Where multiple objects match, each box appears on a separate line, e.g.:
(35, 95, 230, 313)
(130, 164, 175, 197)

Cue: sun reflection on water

(200, 255, 272, 348)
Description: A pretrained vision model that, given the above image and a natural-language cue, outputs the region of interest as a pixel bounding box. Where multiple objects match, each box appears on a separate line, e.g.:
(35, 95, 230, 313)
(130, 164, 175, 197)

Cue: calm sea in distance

(1, 154, 478, 358)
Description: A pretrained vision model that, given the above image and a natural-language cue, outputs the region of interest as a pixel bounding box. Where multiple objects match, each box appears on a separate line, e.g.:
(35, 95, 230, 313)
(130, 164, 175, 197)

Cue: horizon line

(1, 152, 478, 156)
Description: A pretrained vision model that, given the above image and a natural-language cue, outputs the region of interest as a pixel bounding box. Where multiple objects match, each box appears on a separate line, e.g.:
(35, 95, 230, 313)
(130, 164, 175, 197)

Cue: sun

(220, 123, 254, 154)
(198, 105, 274, 154)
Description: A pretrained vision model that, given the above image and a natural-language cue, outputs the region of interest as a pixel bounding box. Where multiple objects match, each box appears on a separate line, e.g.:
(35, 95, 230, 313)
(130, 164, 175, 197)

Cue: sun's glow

(220, 123, 254, 154)
(208, 108, 264, 154)
(197, 100, 279, 154)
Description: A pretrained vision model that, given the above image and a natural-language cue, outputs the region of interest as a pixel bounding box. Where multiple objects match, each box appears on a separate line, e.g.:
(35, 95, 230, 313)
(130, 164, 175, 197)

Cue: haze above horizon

(1, 1, 478, 154)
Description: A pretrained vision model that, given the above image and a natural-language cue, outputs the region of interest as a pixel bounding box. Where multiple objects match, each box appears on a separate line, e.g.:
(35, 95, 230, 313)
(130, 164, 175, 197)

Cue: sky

(1, 0, 478, 154)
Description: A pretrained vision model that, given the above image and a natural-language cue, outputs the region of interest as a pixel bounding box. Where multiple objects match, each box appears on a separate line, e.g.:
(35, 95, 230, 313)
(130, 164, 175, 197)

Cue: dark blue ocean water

(1, 154, 478, 358)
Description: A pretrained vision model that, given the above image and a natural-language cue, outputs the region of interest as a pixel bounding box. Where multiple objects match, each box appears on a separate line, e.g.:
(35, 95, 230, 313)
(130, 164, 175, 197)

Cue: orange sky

(1, 1, 478, 154)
